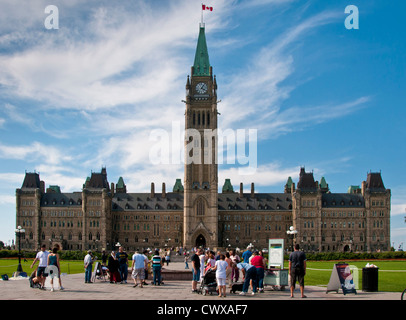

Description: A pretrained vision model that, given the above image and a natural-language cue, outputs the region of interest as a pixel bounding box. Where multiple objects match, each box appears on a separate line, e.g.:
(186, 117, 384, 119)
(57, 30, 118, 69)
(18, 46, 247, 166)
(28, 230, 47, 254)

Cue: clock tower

(183, 23, 219, 249)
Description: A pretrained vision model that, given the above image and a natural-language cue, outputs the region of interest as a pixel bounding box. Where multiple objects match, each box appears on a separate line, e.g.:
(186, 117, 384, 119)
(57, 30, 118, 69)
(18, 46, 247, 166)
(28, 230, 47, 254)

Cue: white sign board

(268, 239, 284, 269)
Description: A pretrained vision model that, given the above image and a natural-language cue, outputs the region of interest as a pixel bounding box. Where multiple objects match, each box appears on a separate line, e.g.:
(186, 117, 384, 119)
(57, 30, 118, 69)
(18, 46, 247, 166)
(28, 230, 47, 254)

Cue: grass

(2, 258, 405, 292)
(0, 258, 95, 278)
(287, 260, 406, 292)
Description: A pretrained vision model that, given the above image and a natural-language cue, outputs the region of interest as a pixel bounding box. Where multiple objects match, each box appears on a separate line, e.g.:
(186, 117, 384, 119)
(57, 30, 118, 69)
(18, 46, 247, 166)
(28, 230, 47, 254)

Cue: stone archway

(195, 234, 206, 248)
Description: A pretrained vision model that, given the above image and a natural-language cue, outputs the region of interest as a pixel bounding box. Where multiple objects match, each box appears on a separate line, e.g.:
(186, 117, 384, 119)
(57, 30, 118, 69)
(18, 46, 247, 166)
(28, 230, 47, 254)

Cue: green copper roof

(173, 179, 184, 192)
(193, 26, 211, 76)
(348, 185, 360, 193)
(222, 179, 234, 193)
(320, 177, 328, 189)
(286, 177, 293, 188)
(116, 177, 125, 189)
(48, 185, 61, 193)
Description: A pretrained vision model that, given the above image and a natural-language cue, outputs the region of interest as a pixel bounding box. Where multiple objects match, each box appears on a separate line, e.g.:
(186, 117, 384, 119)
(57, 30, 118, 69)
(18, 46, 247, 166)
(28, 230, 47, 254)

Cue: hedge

(1, 249, 406, 261)
(284, 251, 406, 261)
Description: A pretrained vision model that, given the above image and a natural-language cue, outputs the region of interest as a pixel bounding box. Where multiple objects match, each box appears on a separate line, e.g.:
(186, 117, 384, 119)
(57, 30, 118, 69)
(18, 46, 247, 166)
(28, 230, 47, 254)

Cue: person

(191, 248, 201, 293)
(165, 250, 170, 266)
(225, 251, 233, 287)
(142, 250, 150, 286)
(101, 250, 108, 266)
(242, 246, 252, 263)
(151, 250, 163, 285)
(116, 246, 129, 284)
(131, 249, 148, 288)
(236, 262, 257, 295)
(230, 249, 240, 283)
(289, 244, 307, 298)
(199, 249, 206, 282)
(215, 251, 221, 261)
(30, 244, 49, 289)
(107, 251, 120, 283)
(47, 247, 64, 291)
(84, 250, 94, 283)
(184, 253, 189, 269)
(250, 250, 266, 292)
(205, 251, 216, 273)
(210, 254, 229, 297)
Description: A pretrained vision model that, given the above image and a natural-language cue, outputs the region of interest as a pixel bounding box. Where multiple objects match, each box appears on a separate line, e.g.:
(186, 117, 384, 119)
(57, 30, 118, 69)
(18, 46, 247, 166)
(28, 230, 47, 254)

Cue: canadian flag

(202, 4, 213, 11)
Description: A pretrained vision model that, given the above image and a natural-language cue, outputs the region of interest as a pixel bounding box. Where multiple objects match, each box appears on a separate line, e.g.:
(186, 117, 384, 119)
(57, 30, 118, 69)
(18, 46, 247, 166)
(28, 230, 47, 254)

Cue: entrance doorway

(195, 234, 206, 248)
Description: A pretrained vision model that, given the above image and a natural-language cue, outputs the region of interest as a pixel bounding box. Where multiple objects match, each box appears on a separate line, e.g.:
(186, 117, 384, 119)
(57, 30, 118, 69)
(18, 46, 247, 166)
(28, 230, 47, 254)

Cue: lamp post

(15, 226, 25, 273)
(286, 226, 298, 252)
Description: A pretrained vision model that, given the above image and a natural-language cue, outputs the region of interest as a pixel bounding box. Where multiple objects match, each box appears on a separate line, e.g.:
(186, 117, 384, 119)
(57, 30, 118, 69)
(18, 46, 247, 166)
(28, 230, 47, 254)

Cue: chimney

(162, 182, 166, 198)
(251, 183, 255, 198)
(239, 183, 244, 198)
(361, 181, 366, 196)
(40, 181, 45, 194)
(291, 182, 296, 193)
(151, 182, 155, 198)
(111, 182, 115, 196)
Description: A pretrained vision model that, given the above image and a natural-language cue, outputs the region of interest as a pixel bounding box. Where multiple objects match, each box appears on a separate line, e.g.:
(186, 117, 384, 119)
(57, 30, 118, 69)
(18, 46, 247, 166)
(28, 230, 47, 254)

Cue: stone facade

(15, 25, 391, 253)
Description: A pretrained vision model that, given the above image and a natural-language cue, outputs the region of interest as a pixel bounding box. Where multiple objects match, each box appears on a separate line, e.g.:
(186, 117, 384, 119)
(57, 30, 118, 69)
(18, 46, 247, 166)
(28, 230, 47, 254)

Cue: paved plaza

(0, 262, 402, 301)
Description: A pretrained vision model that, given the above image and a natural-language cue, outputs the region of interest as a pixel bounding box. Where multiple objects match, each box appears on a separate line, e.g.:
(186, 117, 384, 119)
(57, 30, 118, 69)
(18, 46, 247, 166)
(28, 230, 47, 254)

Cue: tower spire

(193, 24, 211, 76)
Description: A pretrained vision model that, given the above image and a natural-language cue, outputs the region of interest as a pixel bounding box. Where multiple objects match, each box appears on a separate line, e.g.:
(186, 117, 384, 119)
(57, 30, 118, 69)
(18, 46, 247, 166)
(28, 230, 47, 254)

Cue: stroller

(198, 268, 218, 296)
(29, 270, 42, 289)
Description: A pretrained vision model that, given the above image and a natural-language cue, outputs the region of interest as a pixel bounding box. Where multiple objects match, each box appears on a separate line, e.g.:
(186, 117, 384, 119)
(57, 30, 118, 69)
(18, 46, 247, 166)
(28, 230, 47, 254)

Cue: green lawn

(0, 259, 92, 278)
(287, 260, 406, 292)
(2, 258, 405, 292)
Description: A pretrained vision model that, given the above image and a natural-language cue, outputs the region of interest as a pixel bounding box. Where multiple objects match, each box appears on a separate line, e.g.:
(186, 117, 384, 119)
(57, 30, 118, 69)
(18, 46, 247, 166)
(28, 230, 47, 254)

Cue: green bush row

(2, 249, 405, 261)
(0, 249, 101, 260)
(284, 251, 406, 261)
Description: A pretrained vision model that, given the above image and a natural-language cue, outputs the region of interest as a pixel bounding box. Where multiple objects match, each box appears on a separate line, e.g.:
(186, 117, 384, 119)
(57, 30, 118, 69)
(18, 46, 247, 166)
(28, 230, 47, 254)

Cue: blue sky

(0, 0, 405, 249)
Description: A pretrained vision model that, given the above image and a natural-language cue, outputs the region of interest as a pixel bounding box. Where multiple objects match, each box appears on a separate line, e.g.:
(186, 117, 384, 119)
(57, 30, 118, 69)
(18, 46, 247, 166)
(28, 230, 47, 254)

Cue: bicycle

(402, 288, 406, 300)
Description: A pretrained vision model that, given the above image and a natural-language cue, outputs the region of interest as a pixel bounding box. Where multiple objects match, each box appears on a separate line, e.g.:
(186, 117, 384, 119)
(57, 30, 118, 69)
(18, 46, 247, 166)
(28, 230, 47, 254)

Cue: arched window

(196, 198, 205, 216)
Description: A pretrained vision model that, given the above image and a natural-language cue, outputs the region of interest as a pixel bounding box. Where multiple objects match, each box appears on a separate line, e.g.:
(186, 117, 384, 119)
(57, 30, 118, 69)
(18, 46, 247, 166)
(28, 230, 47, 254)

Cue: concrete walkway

(0, 262, 402, 301)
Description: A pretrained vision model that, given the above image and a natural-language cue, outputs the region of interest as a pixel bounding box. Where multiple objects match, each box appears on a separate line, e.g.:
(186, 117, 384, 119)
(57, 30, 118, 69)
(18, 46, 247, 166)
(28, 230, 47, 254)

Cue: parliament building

(15, 24, 391, 253)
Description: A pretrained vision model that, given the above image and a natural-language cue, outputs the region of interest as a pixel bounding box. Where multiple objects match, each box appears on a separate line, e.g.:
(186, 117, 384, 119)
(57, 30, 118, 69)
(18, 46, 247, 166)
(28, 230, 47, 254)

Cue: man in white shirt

(30, 244, 49, 289)
(131, 249, 148, 287)
(84, 250, 94, 283)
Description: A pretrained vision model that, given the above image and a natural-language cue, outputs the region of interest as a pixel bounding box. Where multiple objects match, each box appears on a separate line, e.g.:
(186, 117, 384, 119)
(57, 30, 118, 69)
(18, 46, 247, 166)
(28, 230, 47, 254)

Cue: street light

(286, 226, 298, 252)
(15, 226, 25, 274)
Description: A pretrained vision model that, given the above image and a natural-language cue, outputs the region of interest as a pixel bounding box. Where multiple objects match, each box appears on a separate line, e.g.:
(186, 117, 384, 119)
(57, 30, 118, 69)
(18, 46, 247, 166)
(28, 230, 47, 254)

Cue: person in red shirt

(250, 250, 266, 292)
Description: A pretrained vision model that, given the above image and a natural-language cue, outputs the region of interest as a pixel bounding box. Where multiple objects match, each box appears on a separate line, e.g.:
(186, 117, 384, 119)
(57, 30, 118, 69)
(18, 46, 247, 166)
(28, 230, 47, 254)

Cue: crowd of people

(28, 243, 307, 298)
(190, 246, 268, 297)
(84, 246, 172, 287)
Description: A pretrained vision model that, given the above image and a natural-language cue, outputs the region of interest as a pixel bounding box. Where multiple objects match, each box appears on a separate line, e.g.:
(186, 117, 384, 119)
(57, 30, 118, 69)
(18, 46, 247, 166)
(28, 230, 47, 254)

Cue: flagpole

(201, 3, 204, 27)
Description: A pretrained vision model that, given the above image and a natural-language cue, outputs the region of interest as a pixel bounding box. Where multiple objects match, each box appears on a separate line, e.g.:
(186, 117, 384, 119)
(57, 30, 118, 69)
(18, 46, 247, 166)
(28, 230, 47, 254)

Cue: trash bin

(362, 267, 379, 292)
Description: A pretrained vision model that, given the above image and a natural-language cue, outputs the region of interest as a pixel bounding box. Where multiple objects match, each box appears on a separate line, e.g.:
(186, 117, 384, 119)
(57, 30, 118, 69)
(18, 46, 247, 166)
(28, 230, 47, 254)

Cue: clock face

(195, 82, 208, 94)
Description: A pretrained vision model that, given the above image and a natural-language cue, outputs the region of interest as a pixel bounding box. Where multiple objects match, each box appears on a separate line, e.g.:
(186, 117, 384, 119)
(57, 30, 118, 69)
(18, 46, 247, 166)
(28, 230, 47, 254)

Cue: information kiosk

(264, 239, 288, 290)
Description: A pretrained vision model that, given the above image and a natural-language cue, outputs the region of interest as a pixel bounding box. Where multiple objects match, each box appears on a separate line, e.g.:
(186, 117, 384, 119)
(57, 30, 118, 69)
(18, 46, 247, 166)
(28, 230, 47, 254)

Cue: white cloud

(219, 162, 299, 191)
(0, 141, 72, 165)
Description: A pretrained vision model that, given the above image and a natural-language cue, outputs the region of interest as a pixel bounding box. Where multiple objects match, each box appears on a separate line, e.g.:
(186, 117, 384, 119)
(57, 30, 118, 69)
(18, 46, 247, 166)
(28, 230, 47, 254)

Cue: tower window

(196, 199, 205, 216)
(207, 112, 210, 126)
